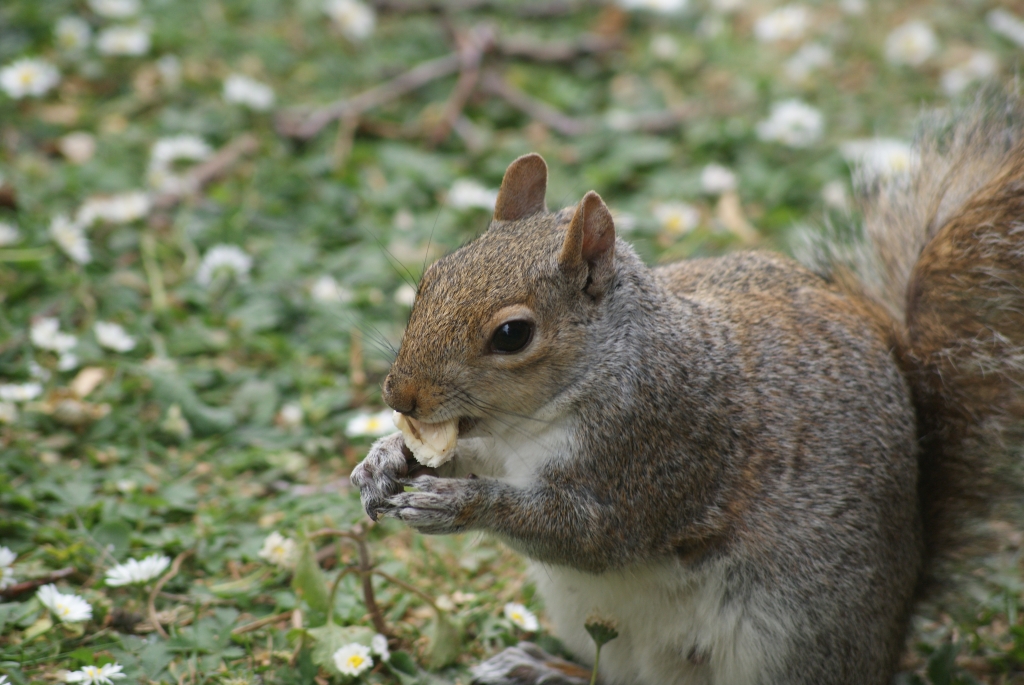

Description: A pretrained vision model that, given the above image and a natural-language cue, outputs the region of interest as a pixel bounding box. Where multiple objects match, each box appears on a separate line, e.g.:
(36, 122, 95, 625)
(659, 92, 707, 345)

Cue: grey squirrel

(351, 92, 1024, 684)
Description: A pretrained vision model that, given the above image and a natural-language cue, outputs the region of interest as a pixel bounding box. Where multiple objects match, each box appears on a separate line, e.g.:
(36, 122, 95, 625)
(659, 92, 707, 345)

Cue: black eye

(491, 320, 533, 354)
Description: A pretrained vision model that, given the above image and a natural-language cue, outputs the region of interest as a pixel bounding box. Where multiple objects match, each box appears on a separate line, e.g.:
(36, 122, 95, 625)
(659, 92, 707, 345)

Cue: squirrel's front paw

(351, 433, 411, 521)
(383, 475, 480, 535)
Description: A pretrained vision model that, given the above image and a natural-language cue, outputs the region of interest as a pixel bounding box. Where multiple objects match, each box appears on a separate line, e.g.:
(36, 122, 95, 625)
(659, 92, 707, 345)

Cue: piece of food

(392, 411, 458, 468)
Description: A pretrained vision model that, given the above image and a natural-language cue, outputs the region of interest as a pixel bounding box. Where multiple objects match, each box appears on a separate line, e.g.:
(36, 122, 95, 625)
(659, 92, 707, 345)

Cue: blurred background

(2, 0, 1024, 683)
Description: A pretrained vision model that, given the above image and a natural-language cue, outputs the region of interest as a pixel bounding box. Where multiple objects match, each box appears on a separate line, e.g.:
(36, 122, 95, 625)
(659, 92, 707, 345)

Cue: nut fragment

(392, 411, 458, 468)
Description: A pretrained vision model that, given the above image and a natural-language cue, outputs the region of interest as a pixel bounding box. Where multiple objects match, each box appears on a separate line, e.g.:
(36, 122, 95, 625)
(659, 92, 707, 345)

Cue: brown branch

(480, 69, 593, 136)
(495, 33, 621, 62)
(147, 550, 192, 639)
(370, 0, 585, 18)
(429, 26, 495, 146)
(276, 52, 462, 140)
(372, 569, 439, 612)
(0, 568, 75, 599)
(151, 134, 259, 211)
(355, 528, 389, 636)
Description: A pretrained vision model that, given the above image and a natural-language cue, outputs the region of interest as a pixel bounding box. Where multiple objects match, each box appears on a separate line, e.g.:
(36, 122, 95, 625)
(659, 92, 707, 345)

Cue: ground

(1, 0, 1023, 683)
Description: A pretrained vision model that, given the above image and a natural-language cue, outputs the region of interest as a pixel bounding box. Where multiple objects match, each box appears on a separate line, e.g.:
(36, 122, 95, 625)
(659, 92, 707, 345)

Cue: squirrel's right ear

(493, 153, 548, 222)
(559, 191, 615, 298)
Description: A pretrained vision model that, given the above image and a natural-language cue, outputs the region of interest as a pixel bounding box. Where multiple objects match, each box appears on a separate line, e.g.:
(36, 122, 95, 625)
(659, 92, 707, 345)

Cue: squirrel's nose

(383, 374, 417, 415)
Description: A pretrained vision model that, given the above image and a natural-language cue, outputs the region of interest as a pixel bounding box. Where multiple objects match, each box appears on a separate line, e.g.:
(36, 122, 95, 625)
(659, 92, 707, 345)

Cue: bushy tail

(802, 87, 1024, 575)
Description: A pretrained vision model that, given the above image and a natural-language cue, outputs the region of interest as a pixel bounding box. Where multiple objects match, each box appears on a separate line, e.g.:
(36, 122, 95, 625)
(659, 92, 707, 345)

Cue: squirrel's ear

(493, 153, 548, 222)
(559, 191, 615, 297)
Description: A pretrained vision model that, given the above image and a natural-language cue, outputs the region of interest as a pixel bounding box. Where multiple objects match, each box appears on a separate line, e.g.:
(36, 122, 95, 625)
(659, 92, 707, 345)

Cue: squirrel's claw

(385, 475, 477, 535)
(351, 432, 411, 521)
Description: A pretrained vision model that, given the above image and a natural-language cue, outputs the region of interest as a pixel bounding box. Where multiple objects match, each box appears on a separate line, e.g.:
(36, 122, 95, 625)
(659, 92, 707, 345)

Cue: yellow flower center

(511, 611, 523, 622)
(84, 667, 99, 676)
(347, 655, 365, 669)
(365, 417, 382, 431)
(19, 71, 35, 86)
(59, 604, 71, 616)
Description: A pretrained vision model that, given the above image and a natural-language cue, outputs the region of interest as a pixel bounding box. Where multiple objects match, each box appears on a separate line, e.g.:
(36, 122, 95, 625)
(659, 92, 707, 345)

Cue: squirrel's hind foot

(471, 643, 591, 685)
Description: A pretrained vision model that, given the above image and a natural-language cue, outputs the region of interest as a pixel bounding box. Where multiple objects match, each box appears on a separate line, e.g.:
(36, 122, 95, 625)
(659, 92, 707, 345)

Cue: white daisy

(0, 545, 15, 566)
(324, 0, 376, 41)
(504, 602, 540, 631)
(446, 179, 498, 211)
(223, 74, 275, 111)
(332, 643, 373, 676)
(156, 55, 182, 89)
(310, 275, 353, 303)
(756, 99, 824, 148)
(650, 35, 679, 61)
(0, 58, 61, 99)
(64, 663, 126, 685)
(0, 546, 17, 591)
(151, 135, 212, 166)
(94, 321, 137, 352)
(58, 352, 80, 372)
(394, 284, 417, 307)
(0, 382, 43, 402)
(50, 214, 92, 264)
(31, 318, 78, 353)
(988, 9, 1024, 48)
(839, 0, 866, 15)
(700, 164, 737, 195)
(371, 633, 390, 662)
(148, 135, 212, 194)
(88, 0, 139, 18)
(884, 21, 937, 67)
(754, 5, 811, 43)
(55, 17, 92, 53)
(59, 132, 97, 165)
(821, 180, 850, 211)
(783, 42, 832, 83)
(616, 0, 688, 13)
(195, 244, 253, 286)
(77, 191, 151, 226)
(941, 51, 998, 97)
(345, 408, 395, 437)
(840, 138, 916, 182)
(278, 402, 304, 428)
(37, 584, 92, 623)
(105, 554, 170, 586)
(652, 201, 700, 237)
(96, 26, 151, 56)
(258, 532, 297, 567)
(0, 221, 20, 246)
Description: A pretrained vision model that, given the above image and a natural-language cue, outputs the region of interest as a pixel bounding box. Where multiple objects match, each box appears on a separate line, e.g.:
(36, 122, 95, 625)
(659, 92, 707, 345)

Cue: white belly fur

(456, 411, 790, 684)
(531, 556, 790, 685)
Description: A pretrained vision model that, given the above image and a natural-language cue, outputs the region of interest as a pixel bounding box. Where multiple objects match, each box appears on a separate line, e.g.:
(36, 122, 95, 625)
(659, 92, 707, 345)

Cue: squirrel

(351, 91, 1024, 685)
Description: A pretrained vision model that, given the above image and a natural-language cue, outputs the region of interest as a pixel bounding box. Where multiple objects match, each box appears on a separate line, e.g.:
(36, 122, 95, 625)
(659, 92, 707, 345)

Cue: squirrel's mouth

(458, 416, 478, 436)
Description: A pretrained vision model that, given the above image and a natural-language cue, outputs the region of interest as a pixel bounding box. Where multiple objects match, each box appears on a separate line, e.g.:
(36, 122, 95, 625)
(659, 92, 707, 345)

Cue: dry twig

(276, 53, 462, 140)
(429, 25, 495, 145)
(0, 567, 75, 599)
(479, 69, 593, 136)
(152, 134, 259, 211)
(147, 550, 192, 639)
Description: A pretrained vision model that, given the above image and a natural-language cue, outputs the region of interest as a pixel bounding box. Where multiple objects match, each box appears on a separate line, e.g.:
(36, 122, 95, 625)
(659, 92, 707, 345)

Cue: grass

(1, 0, 1023, 682)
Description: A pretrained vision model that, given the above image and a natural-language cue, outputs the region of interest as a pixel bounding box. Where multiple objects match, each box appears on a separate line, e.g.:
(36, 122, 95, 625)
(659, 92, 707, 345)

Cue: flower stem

(590, 644, 601, 685)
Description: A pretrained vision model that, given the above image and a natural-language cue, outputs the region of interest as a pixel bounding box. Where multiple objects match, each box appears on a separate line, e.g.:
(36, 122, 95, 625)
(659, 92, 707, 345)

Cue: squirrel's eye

(491, 320, 533, 354)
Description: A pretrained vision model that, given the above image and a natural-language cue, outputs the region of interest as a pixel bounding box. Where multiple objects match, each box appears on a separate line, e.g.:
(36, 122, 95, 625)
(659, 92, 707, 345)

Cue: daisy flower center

(347, 655, 365, 669)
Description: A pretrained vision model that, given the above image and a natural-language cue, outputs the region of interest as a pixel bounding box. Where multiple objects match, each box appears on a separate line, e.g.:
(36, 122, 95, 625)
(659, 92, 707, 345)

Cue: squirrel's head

(383, 153, 616, 431)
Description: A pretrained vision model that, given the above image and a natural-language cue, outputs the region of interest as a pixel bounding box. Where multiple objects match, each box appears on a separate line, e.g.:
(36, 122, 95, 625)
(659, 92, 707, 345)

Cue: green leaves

(291, 537, 330, 626)
(423, 611, 464, 670)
